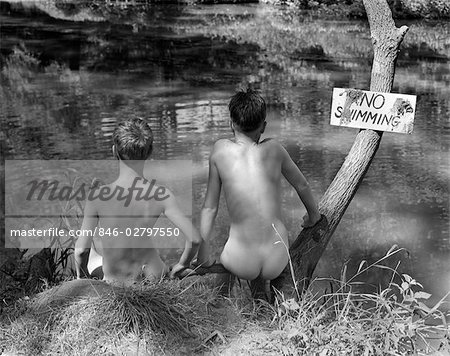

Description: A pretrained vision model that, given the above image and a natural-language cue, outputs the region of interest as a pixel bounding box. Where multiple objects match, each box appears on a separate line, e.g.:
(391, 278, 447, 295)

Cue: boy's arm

(279, 143, 321, 227)
(163, 189, 202, 275)
(75, 200, 98, 279)
(198, 153, 221, 265)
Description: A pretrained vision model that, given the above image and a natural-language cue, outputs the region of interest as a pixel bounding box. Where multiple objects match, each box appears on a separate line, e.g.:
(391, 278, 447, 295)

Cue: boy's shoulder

(137, 179, 173, 200)
(212, 138, 231, 147)
(260, 138, 285, 152)
(211, 137, 284, 154)
(213, 137, 282, 147)
(210, 138, 231, 156)
(259, 137, 278, 145)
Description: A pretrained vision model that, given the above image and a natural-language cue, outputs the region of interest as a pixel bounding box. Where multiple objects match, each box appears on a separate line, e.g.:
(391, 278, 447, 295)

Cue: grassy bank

(1, 248, 449, 355)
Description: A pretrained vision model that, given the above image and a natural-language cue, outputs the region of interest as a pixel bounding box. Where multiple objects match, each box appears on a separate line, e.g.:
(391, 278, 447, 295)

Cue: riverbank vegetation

(2, 0, 449, 20)
(1, 247, 449, 355)
(267, 0, 450, 19)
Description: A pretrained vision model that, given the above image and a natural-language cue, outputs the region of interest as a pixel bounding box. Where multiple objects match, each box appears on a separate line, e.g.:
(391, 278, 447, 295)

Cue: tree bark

(287, 0, 409, 294)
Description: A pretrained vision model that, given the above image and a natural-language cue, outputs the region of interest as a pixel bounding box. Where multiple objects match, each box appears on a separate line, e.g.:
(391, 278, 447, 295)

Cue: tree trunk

(286, 0, 409, 294)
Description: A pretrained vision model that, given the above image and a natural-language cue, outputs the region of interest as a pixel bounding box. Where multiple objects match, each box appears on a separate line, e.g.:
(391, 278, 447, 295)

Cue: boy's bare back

(199, 89, 321, 282)
(88, 179, 169, 284)
(210, 137, 315, 280)
(75, 118, 202, 285)
(213, 138, 284, 226)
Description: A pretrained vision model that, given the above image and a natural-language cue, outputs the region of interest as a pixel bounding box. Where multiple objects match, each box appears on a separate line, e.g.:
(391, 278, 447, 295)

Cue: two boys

(75, 89, 320, 289)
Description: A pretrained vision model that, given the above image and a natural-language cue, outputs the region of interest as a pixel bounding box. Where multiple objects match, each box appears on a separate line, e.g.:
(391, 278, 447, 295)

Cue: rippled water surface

(1, 2, 449, 305)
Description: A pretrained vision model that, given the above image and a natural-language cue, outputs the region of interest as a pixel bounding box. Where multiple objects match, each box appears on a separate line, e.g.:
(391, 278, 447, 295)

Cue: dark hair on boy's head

(113, 118, 153, 160)
(229, 88, 266, 132)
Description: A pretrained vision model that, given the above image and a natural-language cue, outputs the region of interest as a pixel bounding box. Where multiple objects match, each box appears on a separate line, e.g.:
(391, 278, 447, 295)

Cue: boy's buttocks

(221, 221, 289, 281)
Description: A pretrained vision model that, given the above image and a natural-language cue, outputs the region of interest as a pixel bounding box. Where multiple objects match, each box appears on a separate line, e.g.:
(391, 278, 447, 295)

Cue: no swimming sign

(330, 88, 417, 134)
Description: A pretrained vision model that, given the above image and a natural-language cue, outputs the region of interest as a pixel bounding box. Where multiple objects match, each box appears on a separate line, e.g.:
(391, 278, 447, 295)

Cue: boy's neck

(234, 129, 261, 144)
(118, 160, 145, 180)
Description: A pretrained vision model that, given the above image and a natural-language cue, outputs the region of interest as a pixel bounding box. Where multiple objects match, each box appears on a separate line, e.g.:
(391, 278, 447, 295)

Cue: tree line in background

(285, 0, 449, 19)
(12, 0, 450, 19)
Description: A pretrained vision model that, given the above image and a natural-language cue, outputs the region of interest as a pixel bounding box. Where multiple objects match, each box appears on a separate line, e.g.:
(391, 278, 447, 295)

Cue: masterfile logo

(5, 160, 193, 249)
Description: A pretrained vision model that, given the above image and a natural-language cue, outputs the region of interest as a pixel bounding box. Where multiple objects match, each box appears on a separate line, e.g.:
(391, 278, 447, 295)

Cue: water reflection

(0, 2, 449, 306)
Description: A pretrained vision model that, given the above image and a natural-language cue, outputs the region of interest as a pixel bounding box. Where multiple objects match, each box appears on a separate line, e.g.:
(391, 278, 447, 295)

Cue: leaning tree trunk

(287, 0, 409, 293)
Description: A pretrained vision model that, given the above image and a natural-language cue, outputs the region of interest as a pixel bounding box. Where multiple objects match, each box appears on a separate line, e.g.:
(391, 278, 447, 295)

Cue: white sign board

(330, 88, 416, 134)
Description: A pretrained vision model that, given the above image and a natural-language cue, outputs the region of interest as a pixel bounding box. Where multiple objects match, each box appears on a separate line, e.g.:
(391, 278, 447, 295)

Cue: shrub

(282, 0, 450, 19)
(271, 246, 450, 355)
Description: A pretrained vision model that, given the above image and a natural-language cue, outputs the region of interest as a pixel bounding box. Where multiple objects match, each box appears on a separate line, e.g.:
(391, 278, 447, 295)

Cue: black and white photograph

(0, 0, 449, 354)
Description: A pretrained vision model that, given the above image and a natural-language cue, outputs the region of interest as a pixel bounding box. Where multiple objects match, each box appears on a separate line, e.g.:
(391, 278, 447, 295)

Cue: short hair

(113, 118, 153, 160)
(229, 88, 266, 132)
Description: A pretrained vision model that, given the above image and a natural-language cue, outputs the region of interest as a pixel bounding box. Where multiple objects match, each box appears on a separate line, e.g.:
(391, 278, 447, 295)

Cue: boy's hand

(301, 213, 321, 228)
(170, 263, 196, 279)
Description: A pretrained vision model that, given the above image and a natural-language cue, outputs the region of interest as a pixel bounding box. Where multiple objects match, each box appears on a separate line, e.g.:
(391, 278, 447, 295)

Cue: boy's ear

(261, 121, 267, 134)
(230, 120, 235, 132)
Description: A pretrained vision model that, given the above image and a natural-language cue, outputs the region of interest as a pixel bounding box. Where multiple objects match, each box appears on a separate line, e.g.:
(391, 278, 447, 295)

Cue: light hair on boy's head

(229, 88, 266, 132)
(113, 118, 153, 160)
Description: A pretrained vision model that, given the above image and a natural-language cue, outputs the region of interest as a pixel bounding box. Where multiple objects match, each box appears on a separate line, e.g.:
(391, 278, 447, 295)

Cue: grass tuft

(1, 278, 229, 355)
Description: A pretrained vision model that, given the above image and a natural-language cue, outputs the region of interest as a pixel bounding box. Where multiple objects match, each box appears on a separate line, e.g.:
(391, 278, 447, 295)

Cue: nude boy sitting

(197, 89, 321, 295)
(75, 118, 201, 285)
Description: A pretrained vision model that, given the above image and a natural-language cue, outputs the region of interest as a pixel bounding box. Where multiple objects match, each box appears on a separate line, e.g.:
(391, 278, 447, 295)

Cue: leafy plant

(271, 245, 450, 355)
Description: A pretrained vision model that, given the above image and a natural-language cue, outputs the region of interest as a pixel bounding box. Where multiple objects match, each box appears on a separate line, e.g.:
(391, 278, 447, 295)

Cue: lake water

(0, 1, 449, 306)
